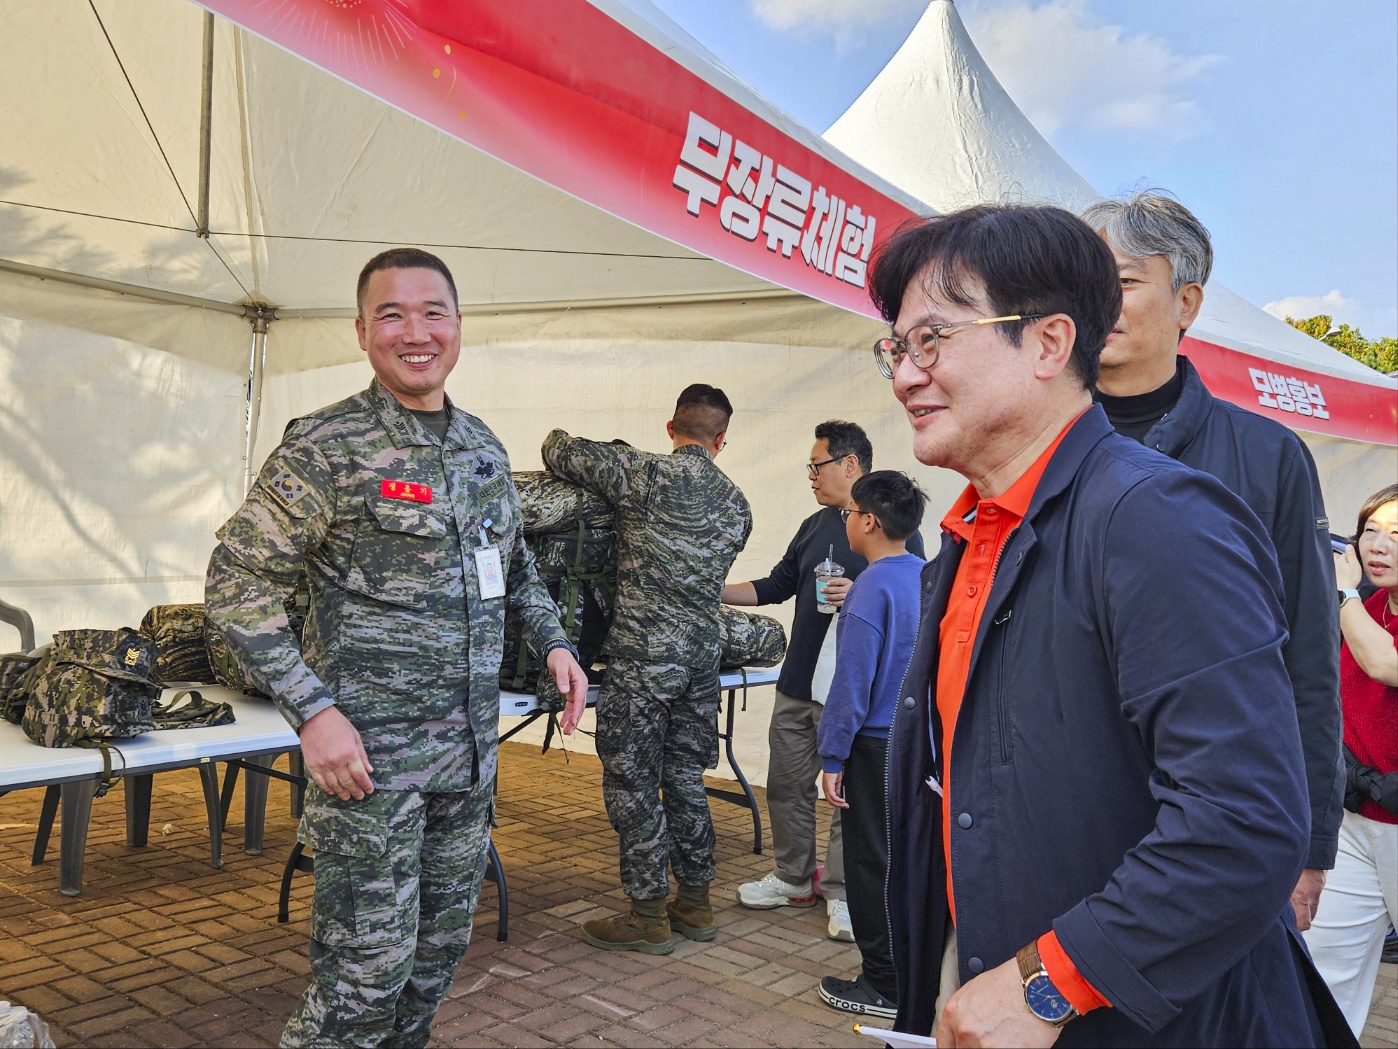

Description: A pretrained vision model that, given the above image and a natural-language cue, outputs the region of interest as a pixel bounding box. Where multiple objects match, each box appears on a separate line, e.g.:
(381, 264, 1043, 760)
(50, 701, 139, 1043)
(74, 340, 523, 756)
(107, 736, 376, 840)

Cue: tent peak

(824, 0, 1098, 213)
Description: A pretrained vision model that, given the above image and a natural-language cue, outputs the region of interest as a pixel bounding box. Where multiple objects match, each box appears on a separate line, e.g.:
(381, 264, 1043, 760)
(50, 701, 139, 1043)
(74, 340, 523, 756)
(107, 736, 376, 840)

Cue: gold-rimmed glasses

(873, 314, 1046, 379)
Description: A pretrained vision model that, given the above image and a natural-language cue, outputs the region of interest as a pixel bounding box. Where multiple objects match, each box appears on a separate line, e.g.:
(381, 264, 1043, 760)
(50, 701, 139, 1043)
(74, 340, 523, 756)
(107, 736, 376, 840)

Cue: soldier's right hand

(299, 706, 375, 800)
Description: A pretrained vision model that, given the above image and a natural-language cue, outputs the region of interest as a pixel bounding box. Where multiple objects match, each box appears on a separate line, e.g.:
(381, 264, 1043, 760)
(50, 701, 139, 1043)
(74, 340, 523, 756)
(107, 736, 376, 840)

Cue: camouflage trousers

(595, 659, 721, 900)
(281, 784, 493, 1048)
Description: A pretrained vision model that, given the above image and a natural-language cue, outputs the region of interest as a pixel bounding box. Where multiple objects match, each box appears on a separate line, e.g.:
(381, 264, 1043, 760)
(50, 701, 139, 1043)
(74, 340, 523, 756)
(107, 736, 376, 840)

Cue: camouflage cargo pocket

(299, 789, 418, 949)
(344, 499, 449, 609)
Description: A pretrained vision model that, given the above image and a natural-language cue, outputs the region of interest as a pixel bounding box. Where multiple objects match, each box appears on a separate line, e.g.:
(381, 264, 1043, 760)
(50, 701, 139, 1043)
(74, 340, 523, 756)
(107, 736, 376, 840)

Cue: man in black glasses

(724, 421, 923, 942)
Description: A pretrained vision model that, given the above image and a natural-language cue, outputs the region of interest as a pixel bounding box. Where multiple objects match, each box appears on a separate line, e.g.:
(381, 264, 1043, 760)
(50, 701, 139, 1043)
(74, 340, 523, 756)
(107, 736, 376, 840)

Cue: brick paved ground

(0, 742, 1394, 1048)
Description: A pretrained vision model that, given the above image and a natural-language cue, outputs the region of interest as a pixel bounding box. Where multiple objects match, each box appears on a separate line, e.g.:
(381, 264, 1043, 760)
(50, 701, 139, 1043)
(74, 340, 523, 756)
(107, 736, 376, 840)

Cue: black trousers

(841, 733, 896, 1000)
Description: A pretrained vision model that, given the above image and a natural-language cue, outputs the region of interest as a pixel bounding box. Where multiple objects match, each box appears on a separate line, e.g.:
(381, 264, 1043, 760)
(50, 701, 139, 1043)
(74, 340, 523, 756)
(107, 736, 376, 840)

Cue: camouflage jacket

(542, 431, 752, 668)
(206, 380, 567, 792)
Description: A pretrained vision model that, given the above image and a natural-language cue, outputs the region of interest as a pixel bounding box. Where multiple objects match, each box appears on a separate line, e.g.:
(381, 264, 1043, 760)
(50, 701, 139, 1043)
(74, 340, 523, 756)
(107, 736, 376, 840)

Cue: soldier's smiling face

(356, 266, 462, 411)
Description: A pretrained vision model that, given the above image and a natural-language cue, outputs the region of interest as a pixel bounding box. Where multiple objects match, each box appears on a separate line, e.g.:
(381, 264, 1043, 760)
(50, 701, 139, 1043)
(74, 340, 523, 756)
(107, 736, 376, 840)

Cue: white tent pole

(196, 11, 214, 239)
(0, 258, 250, 315)
(242, 308, 272, 496)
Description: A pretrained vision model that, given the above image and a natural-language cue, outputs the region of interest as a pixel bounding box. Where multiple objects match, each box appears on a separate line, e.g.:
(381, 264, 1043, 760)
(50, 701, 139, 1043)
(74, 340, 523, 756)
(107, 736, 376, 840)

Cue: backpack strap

(75, 739, 126, 798)
(153, 689, 235, 729)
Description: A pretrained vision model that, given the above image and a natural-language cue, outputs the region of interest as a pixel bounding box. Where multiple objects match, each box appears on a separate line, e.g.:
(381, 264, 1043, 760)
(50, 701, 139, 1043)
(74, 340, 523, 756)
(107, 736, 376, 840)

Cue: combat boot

(667, 881, 717, 941)
(581, 897, 674, 954)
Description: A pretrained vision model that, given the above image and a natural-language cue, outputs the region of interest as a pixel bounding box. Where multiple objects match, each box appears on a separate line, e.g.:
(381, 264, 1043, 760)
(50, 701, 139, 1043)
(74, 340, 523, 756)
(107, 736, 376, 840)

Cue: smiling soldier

(205, 248, 588, 1048)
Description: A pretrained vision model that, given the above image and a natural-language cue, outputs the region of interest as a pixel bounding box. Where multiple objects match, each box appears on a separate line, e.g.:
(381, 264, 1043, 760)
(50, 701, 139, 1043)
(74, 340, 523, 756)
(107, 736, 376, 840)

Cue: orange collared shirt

(934, 411, 1109, 1015)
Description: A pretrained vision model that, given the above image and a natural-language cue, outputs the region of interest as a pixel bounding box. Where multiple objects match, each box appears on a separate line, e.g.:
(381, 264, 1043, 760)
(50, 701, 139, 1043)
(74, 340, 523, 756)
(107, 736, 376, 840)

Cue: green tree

(1285, 314, 1398, 374)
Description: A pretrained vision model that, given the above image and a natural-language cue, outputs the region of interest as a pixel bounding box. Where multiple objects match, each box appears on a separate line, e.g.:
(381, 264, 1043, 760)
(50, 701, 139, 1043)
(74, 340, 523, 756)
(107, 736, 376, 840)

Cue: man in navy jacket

(867, 205, 1351, 1046)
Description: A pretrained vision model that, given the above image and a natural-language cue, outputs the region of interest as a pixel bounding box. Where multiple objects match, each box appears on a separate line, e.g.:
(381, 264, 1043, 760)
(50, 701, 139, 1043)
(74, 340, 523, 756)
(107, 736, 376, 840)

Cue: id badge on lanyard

(474, 518, 506, 599)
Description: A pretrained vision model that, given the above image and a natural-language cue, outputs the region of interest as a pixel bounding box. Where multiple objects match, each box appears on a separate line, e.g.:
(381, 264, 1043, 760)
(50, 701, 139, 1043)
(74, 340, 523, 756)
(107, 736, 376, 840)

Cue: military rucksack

(718, 607, 788, 669)
(502, 473, 618, 712)
(0, 649, 42, 724)
(139, 603, 214, 685)
(22, 629, 161, 792)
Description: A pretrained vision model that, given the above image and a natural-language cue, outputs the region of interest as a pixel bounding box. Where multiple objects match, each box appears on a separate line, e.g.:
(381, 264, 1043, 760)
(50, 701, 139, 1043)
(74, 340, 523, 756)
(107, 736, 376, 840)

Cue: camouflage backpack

(139, 603, 214, 685)
(0, 648, 43, 725)
(718, 607, 788, 669)
(502, 472, 618, 712)
(22, 629, 161, 792)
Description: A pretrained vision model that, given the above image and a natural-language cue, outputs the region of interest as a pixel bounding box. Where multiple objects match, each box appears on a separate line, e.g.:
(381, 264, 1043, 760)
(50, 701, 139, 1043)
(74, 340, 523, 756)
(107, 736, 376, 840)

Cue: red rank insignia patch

(381, 479, 432, 504)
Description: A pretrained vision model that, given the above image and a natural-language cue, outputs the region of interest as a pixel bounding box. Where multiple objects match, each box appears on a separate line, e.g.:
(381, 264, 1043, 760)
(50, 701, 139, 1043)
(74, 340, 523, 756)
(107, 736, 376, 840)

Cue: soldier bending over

(544, 385, 752, 953)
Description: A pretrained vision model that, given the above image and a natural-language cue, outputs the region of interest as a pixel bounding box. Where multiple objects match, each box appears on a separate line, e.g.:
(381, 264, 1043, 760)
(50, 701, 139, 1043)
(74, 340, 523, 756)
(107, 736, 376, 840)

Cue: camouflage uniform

(206, 380, 567, 1048)
(542, 431, 752, 899)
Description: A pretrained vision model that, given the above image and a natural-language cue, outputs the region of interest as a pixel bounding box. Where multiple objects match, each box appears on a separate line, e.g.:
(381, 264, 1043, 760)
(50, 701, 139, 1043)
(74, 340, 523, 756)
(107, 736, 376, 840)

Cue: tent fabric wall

(0, 271, 251, 645)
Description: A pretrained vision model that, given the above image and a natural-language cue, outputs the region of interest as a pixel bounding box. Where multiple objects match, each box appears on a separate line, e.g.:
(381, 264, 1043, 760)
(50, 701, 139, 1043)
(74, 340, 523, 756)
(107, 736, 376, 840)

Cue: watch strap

(1018, 940, 1080, 1028)
(1340, 588, 1361, 605)
(1017, 941, 1041, 984)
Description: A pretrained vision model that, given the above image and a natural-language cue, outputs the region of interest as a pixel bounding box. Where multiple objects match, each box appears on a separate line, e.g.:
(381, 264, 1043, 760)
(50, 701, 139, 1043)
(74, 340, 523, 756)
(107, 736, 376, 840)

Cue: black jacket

(1139, 356, 1343, 868)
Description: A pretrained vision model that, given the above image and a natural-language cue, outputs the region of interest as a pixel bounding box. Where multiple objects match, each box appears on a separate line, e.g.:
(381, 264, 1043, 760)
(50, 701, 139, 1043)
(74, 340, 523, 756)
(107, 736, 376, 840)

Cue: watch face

(1025, 973, 1075, 1024)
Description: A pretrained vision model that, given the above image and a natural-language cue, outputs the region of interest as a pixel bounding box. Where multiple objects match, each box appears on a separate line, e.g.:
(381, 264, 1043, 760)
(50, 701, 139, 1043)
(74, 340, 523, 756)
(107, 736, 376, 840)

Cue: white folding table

(1, 664, 778, 899)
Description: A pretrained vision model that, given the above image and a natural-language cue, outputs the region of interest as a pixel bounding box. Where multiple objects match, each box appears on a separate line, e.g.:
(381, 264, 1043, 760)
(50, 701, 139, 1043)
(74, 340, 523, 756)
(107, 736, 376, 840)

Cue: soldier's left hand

(547, 649, 590, 735)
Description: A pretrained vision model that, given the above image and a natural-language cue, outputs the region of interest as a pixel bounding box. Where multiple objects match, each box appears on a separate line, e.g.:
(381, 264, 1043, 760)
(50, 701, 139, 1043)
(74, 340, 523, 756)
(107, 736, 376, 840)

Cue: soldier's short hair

(356, 248, 460, 317)
(815, 420, 873, 475)
(868, 204, 1121, 389)
(1080, 189, 1213, 291)
(672, 384, 733, 443)
(851, 470, 927, 542)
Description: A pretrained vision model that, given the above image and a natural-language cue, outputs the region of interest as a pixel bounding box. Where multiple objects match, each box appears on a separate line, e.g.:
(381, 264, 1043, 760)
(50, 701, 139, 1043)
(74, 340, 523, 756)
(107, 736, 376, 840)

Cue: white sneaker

(737, 872, 820, 909)
(827, 898, 855, 942)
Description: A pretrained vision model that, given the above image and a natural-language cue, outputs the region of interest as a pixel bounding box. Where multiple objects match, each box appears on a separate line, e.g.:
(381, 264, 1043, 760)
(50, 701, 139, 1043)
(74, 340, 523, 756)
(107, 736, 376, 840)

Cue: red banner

(1184, 336, 1397, 445)
(200, 0, 1396, 446)
(198, 0, 916, 316)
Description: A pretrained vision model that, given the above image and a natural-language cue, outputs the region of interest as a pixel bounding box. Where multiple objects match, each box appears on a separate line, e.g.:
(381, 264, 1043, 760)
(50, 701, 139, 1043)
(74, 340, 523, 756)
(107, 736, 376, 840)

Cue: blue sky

(649, 0, 1398, 338)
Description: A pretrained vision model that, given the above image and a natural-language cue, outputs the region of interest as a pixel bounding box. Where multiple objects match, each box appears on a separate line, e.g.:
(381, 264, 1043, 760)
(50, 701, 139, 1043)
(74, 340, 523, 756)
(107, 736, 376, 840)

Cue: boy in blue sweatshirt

(816, 470, 927, 1019)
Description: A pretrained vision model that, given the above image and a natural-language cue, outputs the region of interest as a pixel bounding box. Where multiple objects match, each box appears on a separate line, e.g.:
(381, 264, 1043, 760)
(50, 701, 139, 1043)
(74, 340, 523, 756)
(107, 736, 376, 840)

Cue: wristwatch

(1017, 941, 1078, 1028)
(1339, 588, 1362, 606)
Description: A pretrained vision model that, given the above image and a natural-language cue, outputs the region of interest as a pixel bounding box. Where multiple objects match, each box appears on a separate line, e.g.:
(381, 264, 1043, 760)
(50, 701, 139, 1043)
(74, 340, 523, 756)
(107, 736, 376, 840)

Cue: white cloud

(747, 0, 923, 41)
(959, 0, 1216, 138)
(1263, 290, 1363, 328)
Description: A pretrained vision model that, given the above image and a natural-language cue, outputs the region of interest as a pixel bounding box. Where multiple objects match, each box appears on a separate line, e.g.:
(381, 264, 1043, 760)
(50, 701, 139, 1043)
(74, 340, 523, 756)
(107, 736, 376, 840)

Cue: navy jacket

(887, 406, 1349, 1047)
(1144, 356, 1343, 869)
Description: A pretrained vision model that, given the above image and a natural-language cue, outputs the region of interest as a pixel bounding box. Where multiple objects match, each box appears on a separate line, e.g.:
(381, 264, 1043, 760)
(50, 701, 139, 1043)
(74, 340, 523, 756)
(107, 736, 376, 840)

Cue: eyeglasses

(872, 314, 1046, 379)
(839, 508, 875, 523)
(807, 455, 848, 477)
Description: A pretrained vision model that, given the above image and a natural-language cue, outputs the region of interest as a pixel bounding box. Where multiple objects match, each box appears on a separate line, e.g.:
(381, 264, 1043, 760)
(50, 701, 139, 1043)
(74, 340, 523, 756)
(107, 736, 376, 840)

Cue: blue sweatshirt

(818, 552, 924, 772)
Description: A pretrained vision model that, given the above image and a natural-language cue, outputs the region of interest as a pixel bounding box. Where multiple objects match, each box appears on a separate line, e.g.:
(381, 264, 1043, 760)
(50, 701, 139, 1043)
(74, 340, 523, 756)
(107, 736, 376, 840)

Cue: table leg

(59, 781, 93, 897)
(198, 760, 223, 869)
(219, 760, 241, 828)
(125, 774, 153, 847)
(703, 686, 763, 855)
(242, 753, 276, 855)
(32, 784, 59, 865)
(288, 751, 305, 818)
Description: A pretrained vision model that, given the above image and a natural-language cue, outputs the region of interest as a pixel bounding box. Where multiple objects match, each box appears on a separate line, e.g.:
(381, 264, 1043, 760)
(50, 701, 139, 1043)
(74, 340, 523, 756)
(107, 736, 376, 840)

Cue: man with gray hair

(1082, 190, 1343, 933)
